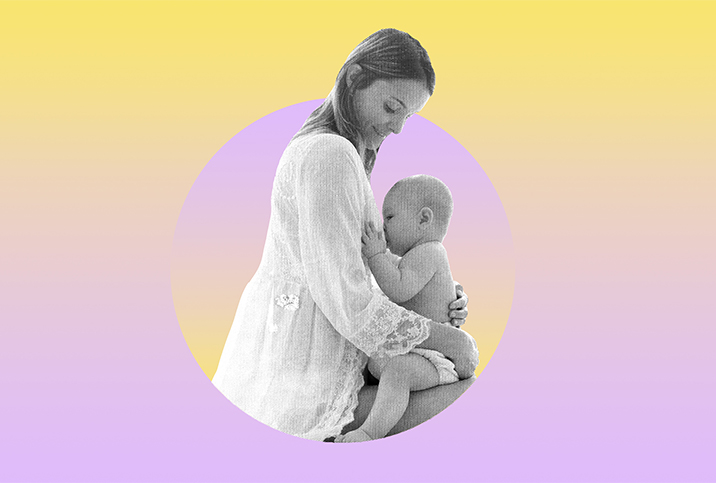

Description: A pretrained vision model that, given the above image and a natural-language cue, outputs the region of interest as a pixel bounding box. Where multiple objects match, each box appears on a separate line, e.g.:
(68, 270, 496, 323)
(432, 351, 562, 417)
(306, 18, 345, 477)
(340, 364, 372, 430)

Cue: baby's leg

(338, 353, 439, 442)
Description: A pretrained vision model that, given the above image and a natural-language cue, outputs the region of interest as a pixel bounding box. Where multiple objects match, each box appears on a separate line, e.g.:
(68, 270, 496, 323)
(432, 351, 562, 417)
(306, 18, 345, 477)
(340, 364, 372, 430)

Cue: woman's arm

(417, 321, 478, 379)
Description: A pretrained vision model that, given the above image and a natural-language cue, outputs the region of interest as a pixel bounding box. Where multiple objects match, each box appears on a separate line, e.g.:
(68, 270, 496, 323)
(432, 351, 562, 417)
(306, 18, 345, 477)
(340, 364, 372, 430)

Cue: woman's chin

(368, 135, 387, 151)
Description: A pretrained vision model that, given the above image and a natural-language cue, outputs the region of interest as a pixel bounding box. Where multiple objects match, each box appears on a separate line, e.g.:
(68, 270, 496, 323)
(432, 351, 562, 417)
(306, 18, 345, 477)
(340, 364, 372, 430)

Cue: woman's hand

(449, 283, 469, 328)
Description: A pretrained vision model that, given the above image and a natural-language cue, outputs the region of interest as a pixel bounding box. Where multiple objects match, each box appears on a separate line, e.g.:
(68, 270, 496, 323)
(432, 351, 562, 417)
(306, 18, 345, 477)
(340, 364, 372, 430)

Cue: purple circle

(171, 100, 514, 441)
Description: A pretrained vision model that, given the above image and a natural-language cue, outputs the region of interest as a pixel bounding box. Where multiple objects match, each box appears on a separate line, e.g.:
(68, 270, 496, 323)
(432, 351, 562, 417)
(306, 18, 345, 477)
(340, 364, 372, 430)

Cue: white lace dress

(212, 132, 432, 441)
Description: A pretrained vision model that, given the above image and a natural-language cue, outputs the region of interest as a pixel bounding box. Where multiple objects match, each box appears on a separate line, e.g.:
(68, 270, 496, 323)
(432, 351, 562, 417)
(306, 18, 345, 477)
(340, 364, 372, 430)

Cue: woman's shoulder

(293, 131, 357, 157)
(291, 132, 363, 176)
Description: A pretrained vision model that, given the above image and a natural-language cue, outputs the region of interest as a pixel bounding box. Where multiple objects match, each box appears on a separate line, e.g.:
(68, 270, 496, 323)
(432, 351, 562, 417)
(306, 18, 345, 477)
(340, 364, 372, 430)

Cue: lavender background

(2, 98, 714, 482)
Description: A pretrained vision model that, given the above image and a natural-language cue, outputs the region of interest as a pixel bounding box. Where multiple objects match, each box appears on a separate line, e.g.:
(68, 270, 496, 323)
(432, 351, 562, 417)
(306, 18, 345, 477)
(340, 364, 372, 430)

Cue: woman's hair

(293, 29, 435, 174)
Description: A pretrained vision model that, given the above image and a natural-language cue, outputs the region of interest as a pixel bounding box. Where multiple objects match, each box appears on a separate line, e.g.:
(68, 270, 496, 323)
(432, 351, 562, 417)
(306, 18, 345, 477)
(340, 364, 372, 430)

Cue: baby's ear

(419, 207, 433, 225)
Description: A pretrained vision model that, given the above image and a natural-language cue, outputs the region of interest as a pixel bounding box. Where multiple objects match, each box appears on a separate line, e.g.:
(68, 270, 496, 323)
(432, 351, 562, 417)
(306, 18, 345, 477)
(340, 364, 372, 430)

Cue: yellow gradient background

(2, 1, 714, 383)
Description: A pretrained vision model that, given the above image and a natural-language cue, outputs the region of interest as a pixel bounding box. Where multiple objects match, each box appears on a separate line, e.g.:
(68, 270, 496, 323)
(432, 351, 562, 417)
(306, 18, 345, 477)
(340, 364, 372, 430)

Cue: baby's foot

(335, 428, 373, 443)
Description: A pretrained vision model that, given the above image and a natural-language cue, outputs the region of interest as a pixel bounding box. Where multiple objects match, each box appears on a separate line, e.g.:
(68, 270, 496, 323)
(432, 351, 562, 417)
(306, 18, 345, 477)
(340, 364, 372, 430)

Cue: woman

(213, 28, 478, 441)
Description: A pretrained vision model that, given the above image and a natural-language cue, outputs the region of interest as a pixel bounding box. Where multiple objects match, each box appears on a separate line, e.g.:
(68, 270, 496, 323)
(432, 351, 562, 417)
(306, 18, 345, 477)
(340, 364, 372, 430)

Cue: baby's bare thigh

(368, 353, 440, 391)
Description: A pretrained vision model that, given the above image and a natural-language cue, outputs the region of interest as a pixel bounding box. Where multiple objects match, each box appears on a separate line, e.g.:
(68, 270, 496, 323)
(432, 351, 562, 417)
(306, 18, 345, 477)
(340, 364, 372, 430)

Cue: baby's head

(382, 174, 454, 256)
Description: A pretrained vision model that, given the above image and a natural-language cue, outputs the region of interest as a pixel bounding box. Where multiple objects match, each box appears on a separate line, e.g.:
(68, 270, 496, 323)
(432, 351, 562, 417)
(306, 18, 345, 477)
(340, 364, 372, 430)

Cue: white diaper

(410, 348, 460, 385)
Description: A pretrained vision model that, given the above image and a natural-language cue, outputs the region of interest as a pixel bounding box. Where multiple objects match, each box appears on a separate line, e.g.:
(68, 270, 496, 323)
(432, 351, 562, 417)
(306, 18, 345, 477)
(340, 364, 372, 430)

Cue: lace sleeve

(351, 290, 431, 357)
(296, 135, 431, 357)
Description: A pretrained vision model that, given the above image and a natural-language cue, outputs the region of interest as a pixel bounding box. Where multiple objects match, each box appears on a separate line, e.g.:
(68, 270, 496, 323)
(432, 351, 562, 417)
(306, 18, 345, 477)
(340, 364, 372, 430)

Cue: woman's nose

(389, 117, 407, 135)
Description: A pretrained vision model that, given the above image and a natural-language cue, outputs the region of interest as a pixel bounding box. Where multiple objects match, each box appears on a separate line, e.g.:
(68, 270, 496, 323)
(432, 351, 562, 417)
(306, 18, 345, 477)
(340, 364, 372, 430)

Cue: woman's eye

(384, 104, 396, 114)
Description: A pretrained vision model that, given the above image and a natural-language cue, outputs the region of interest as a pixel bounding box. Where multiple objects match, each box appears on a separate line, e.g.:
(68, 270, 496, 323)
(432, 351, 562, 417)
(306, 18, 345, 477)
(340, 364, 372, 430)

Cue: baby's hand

(361, 221, 387, 259)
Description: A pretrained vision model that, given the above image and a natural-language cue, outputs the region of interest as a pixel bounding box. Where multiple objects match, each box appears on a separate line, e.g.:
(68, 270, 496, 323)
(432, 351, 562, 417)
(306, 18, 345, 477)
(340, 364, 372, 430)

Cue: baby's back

(400, 242, 455, 324)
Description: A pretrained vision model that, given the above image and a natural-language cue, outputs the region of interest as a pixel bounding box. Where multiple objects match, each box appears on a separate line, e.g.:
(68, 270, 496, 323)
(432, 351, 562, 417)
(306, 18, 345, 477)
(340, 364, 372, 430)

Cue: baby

(337, 174, 476, 442)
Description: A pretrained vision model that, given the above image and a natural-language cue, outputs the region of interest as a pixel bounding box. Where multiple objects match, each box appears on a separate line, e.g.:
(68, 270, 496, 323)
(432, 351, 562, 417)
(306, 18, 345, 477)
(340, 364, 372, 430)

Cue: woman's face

(351, 77, 431, 150)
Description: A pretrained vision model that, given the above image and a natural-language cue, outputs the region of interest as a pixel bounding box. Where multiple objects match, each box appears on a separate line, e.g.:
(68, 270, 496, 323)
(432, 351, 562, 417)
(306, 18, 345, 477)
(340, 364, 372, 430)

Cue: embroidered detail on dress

(275, 294, 300, 311)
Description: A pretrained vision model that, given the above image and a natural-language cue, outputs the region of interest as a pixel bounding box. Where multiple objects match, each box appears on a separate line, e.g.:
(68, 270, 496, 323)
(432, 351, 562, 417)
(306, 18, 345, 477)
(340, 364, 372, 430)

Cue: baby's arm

(361, 222, 437, 303)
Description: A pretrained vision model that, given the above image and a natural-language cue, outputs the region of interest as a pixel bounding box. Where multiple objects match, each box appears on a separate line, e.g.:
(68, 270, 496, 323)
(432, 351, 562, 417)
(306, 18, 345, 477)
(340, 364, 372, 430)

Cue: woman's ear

(346, 64, 363, 88)
(419, 207, 434, 226)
